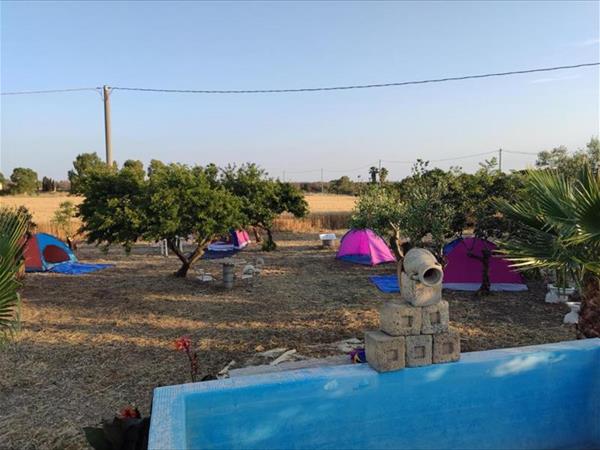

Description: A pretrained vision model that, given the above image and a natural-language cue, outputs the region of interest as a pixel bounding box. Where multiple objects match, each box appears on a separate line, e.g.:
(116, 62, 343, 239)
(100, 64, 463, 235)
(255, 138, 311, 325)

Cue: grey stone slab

(421, 300, 450, 334)
(433, 331, 461, 364)
(229, 355, 350, 377)
(364, 330, 406, 373)
(405, 334, 433, 367)
(379, 301, 422, 336)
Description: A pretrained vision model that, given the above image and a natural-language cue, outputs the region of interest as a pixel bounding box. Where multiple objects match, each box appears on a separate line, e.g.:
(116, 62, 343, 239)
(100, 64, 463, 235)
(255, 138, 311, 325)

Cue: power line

(267, 151, 521, 176)
(382, 151, 497, 164)
(430, 151, 498, 163)
(0, 87, 99, 96)
(503, 150, 539, 156)
(106, 62, 599, 95)
(1, 63, 598, 97)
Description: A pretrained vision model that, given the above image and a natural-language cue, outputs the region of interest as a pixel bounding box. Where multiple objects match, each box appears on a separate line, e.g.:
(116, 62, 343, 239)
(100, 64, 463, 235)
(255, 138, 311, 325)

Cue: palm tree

(369, 166, 379, 184)
(0, 208, 28, 344)
(498, 165, 600, 338)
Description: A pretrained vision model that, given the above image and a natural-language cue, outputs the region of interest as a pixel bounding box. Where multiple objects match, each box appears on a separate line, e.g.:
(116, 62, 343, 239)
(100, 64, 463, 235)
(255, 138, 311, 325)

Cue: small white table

(319, 233, 337, 248)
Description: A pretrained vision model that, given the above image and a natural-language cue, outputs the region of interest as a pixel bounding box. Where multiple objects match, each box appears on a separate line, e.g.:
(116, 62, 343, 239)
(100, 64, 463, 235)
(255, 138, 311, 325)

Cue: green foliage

(352, 161, 457, 261)
(536, 137, 600, 177)
(0, 172, 6, 187)
(379, 167, 389, 184)
(369, 167, 379, 184)
(52, 201, 77, 238)
(0, 207, 29, 344)
(78, 166, 148, 254)
(122, 160, 145, 180)
(350, 184, 404, 253)
(498, 165, 600, 336)
(41, 176, 56, 192)
(328, 176, 358, 195)
(9, 167, 38, 194)
(145, 163, 243, 272)
(221, 164, 307, 251)
(221, 164, 276, 229)
(467, 160, 525, 240)
(398, 161, 456, 261)
(69, 152, 113, 194)
(498, 165, 600, 279)
(272, 180, 309, 218)
(78, 161, 243, 276)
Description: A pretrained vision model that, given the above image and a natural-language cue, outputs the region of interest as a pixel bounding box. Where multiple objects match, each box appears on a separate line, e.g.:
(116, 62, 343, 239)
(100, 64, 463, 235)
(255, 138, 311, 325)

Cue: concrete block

(400, 271, 442, 307)
(364, 330, 406, 373)
(433, 331, 461, 364)
(379, 301, 422, 336)
(405, 334, 433, 367)
(421, 300, 449, 334)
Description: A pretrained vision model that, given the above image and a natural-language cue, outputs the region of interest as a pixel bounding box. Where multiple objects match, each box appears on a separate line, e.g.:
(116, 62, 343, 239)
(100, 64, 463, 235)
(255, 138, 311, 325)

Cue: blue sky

(1, 1, 599, 181)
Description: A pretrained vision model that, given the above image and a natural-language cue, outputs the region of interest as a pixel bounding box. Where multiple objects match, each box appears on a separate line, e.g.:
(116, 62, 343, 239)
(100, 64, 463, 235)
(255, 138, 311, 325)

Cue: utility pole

(320, 168, 324, 193)
(103, 85, 113, 166)
(498, 148, 503, 173)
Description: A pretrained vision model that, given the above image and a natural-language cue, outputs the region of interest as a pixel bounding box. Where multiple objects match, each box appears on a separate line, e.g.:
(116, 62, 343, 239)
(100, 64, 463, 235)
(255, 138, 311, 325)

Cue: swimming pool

(149, 339, 600, 449)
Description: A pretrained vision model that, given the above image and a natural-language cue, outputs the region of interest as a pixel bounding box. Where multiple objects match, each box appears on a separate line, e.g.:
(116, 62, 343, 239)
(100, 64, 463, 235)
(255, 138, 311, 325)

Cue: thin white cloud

(530, 74, 581, 84)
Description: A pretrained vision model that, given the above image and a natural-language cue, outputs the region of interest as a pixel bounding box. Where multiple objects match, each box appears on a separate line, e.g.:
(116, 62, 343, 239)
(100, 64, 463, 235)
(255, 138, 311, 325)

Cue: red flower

(174, 336, 192, 352)
(117, 405, 141, 419)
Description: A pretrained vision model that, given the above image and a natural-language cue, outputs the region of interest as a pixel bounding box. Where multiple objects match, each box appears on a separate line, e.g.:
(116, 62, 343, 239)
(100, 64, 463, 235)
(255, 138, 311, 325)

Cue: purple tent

(336, 229, 396, 266)
(443, 237, 527, 291)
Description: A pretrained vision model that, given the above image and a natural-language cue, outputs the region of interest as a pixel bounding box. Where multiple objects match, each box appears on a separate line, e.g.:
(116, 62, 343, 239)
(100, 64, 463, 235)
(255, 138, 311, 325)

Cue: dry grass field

(0, 193, 82, 221)
(0, 232, 576, 450)
(0, 193, 356, 236)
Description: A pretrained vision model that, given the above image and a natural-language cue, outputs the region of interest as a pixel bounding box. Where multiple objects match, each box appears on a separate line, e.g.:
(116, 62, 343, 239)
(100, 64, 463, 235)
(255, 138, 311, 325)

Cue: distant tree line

(0, 168, 70, 194)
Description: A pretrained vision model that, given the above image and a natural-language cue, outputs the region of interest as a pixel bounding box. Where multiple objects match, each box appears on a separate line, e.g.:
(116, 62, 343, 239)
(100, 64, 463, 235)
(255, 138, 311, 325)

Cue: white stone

(563, 302, 580, 324)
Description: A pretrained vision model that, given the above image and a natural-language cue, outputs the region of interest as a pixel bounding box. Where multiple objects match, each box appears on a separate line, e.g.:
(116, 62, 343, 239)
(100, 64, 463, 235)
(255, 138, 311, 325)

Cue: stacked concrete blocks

(365, 248, 460, 373)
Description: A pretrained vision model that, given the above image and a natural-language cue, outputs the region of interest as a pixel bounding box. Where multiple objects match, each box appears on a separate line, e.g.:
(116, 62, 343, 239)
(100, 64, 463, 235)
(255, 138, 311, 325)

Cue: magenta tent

(336, 229, 396, 266)
(443, 237, 527, 291)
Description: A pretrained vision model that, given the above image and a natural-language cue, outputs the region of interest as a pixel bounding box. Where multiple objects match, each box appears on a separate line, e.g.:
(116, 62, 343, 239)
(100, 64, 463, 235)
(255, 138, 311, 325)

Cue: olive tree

(350, 184, 405, 257)
(78, 161, 243, 277)
(352, 161, 457, 264)
(144, 163, 242, 276)
(69, 152, 114, 194)
(462, 160, 525, 294)
(220, 164, 308, 251)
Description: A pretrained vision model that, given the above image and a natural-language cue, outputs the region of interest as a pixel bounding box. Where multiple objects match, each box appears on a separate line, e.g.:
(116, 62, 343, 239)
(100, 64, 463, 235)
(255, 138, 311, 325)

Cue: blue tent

(24, 233, 77, 272)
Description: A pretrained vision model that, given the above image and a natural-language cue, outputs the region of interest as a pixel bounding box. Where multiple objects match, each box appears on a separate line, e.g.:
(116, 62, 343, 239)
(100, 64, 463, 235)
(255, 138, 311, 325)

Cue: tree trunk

(577, 272, 600, 338)
(389, 234, 402, 261)
(175, 261, 191, 278)
(467, 247, 491, 296)
(168, 239, 206, 278)
(252, 227, 262, 243)
(262, 228, 277, 251)
(478, 249, 491, 295)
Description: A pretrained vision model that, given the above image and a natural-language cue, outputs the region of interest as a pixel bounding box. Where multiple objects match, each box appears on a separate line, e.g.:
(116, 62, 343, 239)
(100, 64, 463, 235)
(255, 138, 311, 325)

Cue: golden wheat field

(0, 193, 83, 222)
(0, 193, 356, 236)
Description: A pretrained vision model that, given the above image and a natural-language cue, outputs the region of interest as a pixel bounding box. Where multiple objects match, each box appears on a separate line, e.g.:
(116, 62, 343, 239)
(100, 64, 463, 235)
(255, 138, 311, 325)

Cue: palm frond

(0, 208, 29, 343)
(498, 164, 600, 281)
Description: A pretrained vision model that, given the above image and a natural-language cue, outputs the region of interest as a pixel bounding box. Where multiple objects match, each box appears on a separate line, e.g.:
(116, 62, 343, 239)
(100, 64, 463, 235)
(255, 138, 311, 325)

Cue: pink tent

(443, 237, 527, 291)
(231, 230, 250, 249)
(336, 229, 396, 266)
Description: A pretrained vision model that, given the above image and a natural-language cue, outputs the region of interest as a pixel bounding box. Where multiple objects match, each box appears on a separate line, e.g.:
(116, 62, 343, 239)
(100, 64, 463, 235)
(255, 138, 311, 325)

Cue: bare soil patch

(0, 232, 575, 449)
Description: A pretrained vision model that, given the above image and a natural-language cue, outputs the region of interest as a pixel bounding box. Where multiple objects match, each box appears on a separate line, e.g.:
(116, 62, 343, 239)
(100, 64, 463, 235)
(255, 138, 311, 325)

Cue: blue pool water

(149, 339, 600, 450)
